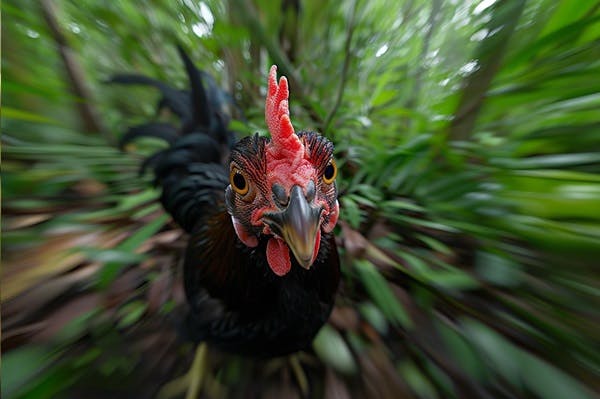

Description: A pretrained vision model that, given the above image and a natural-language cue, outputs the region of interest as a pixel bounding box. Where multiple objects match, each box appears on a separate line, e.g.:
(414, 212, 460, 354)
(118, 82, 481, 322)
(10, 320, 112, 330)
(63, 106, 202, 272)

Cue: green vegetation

(3, 0, 599, 397)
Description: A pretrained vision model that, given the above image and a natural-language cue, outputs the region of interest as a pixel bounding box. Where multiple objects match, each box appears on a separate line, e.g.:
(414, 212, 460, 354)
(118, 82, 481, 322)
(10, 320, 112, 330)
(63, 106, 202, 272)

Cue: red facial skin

(228, 66, 339, 276)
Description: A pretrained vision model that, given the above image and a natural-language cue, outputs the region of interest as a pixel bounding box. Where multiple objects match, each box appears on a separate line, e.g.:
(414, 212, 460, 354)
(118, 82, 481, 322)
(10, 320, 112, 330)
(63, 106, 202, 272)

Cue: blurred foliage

(2, 0, 600, 398)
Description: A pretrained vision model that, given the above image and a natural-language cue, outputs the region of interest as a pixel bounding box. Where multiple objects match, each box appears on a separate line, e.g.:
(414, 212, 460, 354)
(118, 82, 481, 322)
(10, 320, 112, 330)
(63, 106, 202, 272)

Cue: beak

(264, 185, 323, 269)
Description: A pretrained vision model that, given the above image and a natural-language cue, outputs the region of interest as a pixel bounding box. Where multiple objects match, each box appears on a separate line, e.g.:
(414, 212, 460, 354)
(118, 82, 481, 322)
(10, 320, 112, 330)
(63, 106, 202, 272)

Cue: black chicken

(110, 47, 340, 361)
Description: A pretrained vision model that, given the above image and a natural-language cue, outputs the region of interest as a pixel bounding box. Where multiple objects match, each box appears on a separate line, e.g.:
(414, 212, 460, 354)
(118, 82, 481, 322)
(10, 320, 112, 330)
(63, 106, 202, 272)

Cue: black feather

(107, 74, 191, 120)
(109, 46, 237, 230)
(119, 122, 179, 149)
(183, 216, 340, 357)
(176, 45, 213, 131)
(112, 46, 340, 358)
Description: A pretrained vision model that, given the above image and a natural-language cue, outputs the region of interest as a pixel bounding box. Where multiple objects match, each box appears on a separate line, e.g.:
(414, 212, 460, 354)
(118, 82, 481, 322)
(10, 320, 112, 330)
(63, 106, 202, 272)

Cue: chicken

(111, 47, 340, 358)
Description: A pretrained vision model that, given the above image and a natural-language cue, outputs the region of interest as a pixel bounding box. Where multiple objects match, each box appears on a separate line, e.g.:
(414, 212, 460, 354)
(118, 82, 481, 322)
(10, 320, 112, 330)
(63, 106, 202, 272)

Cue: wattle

(266, 237, 291, 276)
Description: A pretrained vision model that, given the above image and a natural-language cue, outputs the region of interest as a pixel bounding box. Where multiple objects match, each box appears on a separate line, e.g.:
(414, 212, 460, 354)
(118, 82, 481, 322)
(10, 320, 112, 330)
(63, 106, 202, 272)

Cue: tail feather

(107, 74, 191, 120)
(176, 45, 213, 131)
(152, 134, 223, 182)
(140, 150, 168, 178)
(119, 122, 179, 149)
(111, 45, 238, 232)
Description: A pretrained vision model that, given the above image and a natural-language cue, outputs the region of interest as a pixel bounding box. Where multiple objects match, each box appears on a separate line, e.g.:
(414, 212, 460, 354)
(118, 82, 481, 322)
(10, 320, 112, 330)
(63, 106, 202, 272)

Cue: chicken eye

(323, 159, 337, 184)
(230, 168, 249, 195)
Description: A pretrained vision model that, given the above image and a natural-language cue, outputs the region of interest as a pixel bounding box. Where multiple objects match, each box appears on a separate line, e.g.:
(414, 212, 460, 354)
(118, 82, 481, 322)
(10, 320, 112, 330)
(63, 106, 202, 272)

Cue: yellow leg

(289, 354, 309, 397)
(186, 343, 208, 399)
(263, 353, 310, 396)
(158, 343, 207, 399)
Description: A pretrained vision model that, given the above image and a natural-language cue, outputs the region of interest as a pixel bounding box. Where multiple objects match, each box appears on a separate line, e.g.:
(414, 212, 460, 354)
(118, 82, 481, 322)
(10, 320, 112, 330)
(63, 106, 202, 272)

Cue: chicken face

(224, 66, 339, 276)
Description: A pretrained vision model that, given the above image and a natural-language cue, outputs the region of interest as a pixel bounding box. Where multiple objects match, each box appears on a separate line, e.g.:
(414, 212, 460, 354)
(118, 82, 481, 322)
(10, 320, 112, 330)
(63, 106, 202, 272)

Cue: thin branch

(323, 0, 359, 136)
(231, 0, 325, 128)
(448, 0, 525, 141)
(40, 0, 112, 143)
(405, 0, 441, 113)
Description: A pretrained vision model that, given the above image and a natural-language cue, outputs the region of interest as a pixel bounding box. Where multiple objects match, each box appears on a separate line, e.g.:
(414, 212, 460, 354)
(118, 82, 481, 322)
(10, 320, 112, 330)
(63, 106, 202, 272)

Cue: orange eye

(322, 159, 337, 184)
(230, 167, 249, 195)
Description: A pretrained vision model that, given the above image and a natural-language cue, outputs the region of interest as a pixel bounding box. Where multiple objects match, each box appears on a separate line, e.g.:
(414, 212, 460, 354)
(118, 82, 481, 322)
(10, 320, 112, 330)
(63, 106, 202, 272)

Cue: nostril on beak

(272, 183, 289, 208)
(305, 180, 316, 202)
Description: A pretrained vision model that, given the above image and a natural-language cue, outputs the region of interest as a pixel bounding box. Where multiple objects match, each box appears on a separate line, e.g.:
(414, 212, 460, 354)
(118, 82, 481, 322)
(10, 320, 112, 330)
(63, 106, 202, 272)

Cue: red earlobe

(322, 200, 339, 233)
(231, 216, 259, 247)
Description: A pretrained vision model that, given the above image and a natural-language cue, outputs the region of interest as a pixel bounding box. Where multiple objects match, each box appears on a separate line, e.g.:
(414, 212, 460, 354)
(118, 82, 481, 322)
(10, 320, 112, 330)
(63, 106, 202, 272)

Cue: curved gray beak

(264, 185, 322, 269)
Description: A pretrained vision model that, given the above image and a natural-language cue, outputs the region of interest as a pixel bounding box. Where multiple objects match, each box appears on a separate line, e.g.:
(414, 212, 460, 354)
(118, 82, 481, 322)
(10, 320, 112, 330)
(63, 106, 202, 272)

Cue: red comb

(265, 65, 302, 154)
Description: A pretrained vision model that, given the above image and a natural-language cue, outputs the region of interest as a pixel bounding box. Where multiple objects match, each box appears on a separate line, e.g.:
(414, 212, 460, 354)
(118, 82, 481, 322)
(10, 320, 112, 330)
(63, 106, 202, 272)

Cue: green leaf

(354, 259, 412, 328)
(437, 320, 488, 382)
(80, 248, 145, 264)
(97, 214, 169, 287)
(340, 196, 363, 229)
(313, 324, 357, 375)
(463, 319, 595, 399)
(475, 251, 523, 287)
(520, 350, 597, 399)
(359, 302, 388, 334)
(117, 300, 148, 328)
(2, 107, 59, 124)
(398, 360, 438, 399)
(1, 346, 59, 399)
